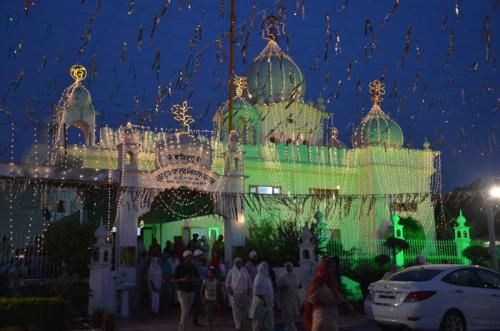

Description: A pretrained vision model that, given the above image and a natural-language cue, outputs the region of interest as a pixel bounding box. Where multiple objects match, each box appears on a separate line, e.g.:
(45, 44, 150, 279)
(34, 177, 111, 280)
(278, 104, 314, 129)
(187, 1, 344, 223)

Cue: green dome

(352, 104, 404, 148)
(65, 82, 95, 114)
(246, 39, 305, 104)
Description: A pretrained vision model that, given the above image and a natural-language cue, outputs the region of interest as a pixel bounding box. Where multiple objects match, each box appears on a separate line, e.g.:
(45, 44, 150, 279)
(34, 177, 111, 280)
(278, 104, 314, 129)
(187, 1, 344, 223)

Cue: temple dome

(352, 104, 404, 148)
(64, 82, 95, 114)
(246, 39, 305, 104)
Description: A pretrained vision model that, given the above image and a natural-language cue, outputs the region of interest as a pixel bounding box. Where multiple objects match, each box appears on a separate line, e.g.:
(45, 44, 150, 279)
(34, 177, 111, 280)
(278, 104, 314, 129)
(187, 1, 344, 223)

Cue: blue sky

(0, 0, 498, 191)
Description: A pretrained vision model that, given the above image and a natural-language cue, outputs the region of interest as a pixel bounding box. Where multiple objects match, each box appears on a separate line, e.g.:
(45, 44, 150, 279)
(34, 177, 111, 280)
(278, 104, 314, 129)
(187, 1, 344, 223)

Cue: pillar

(222, 131, 245, 263)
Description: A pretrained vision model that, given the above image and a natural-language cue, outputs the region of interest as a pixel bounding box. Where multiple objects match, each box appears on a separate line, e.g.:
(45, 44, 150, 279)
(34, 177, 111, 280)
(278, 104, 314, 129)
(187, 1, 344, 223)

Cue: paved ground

(114, 307, 380, 331)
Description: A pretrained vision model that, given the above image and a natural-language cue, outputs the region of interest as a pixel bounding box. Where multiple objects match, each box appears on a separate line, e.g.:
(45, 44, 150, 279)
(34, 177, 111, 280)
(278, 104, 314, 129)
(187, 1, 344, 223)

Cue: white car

(364, 264, 500, 331)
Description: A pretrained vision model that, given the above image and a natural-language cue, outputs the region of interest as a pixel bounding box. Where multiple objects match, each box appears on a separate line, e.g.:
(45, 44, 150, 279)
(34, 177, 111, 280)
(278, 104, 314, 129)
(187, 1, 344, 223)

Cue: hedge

(0, 297, 70, 330)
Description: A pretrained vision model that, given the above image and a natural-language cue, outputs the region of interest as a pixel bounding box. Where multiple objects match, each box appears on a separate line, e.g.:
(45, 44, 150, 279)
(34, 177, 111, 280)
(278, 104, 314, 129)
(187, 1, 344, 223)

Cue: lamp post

(487, 182, 500, 271)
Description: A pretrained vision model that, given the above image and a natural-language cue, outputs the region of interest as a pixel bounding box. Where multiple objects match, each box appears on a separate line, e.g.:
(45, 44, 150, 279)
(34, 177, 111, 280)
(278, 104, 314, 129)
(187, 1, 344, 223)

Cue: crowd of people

(140, 233, 352, 331)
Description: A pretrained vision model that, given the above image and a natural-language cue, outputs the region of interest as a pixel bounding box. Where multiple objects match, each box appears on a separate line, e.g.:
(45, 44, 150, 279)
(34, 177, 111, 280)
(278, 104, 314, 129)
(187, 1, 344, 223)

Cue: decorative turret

(454, 210, 471, 264)
(352, 80, 404, 148)
(88, 219, 114, 315)
(117, 122, 140, 171)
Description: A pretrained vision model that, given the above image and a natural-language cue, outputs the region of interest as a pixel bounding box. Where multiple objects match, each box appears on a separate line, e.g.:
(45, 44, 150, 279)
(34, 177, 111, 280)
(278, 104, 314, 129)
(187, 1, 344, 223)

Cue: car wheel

(439, 310, 466, 331)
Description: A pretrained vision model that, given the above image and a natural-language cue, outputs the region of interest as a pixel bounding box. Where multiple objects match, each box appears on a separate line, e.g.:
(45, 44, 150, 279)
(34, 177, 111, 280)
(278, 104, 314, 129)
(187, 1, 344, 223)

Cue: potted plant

(101, 311, 115, 331)
(92, 308, 115, 331)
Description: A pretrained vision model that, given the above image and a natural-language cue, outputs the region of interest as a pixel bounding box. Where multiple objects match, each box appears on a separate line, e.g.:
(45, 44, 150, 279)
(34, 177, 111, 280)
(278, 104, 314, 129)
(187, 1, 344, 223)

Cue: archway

(139, 186, 221, 254)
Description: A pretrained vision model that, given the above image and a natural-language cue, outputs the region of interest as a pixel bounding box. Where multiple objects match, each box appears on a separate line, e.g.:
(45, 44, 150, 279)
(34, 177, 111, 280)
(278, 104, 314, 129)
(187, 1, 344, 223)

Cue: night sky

(0, 0, 498, 191)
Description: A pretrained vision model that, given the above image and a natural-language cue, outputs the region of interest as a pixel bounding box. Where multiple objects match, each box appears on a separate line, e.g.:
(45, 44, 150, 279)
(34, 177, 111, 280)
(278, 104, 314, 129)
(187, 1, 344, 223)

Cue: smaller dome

(352, 104, 404, 148)
(65, 82, 95, 114)
(213, 96, 258, 124)
(456, 210, 467, 226)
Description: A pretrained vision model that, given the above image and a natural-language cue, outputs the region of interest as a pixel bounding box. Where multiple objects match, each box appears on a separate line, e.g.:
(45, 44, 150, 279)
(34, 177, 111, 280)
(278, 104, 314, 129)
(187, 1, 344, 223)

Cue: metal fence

(326, 239, 488, 271)
(0, 234, 62, 280)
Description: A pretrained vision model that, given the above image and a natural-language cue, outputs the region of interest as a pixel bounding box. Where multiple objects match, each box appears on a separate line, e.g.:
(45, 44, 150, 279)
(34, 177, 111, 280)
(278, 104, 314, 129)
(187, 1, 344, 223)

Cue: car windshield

(389, 269, 443, 282)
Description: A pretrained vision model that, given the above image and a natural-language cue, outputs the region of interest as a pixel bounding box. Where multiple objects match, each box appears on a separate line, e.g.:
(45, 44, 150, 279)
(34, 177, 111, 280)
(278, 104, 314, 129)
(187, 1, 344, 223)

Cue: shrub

(374, 254, 391, 268)
(342, 261, 385, 298)
(462, 245, 490, 266)
(0, 297, 70, 330)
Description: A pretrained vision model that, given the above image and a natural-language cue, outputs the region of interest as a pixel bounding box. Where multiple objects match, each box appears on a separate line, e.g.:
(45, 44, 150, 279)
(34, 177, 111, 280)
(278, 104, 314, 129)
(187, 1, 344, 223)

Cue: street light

(486, 179, 499, 271)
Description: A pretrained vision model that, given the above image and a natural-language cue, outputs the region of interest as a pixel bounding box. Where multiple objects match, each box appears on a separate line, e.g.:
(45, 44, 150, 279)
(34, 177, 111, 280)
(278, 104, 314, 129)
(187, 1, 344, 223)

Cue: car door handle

(455, 290, 464, 294)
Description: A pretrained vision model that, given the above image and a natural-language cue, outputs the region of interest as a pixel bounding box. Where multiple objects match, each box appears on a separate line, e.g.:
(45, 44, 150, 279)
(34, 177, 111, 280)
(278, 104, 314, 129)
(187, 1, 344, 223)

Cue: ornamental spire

(369, 79, 385, 106)
(262, 15, 285, 42)
(70, 64, 87, 83)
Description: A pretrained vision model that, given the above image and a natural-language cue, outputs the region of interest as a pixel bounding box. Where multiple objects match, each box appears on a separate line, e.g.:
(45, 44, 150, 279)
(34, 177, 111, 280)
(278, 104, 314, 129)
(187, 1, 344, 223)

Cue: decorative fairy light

(171, 101, 195, 132)
(9, 122, 14, 256)
(234, 75, 247, 97)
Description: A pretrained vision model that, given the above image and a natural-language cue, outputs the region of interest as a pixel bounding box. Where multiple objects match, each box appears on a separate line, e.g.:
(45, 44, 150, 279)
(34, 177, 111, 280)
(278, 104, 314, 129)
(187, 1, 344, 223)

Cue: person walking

(148, 257, 163, 314)
(277, 262, 302, 331)
(304, 258, 348, 331)
(245, 250, 259, 284)
(249, 262, 274, 331)
(201, 267, 219, 331)
(225, 257, 252, 330)
(211, 235, 224, 261)
(192, 249, 207, 326)
(172, 250, 199, 331)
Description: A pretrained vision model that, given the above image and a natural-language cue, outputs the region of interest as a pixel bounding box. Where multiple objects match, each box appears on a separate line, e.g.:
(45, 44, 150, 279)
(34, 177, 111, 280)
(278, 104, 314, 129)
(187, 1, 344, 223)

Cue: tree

(383, 216, 426, 241)
(435, 178, 500, 240)
(398, 217, 426, 241)
(44, 218, 97, 277)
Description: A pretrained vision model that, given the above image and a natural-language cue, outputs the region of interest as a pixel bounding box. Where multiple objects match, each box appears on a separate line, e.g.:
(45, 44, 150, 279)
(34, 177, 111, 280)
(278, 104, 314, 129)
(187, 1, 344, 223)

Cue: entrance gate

(112, 127, 245, 316)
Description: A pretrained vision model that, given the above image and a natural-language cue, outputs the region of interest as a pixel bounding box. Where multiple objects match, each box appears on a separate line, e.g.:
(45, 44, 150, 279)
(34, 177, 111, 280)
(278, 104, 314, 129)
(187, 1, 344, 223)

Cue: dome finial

(70, 64, 87, 82)
(369, 79, 385, 106)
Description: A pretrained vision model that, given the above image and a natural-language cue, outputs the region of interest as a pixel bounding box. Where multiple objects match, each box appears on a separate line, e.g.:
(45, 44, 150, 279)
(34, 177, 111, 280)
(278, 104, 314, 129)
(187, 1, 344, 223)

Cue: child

(201, 266, 218, 331)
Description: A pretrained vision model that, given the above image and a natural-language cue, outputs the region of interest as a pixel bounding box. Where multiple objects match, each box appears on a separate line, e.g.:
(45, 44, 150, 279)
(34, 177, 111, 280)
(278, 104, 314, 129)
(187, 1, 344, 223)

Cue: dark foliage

(462, 245, 490, 266)
(44, 218, 97, 277)
(0, 297, 71, 330)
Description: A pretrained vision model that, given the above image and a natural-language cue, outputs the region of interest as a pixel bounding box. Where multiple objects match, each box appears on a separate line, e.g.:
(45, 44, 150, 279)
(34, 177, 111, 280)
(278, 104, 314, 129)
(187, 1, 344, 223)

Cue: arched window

(125, 151, 133, 165)
(103, 250, 109, 262)
(93, 248, 100, 262)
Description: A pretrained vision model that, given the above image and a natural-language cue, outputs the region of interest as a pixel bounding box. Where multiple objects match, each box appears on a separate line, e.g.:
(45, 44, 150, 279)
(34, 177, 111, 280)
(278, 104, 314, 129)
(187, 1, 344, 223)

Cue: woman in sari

(304, 258, 347, 331)
(277, 262, 302, 331)
(250, 262, 274, 331)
